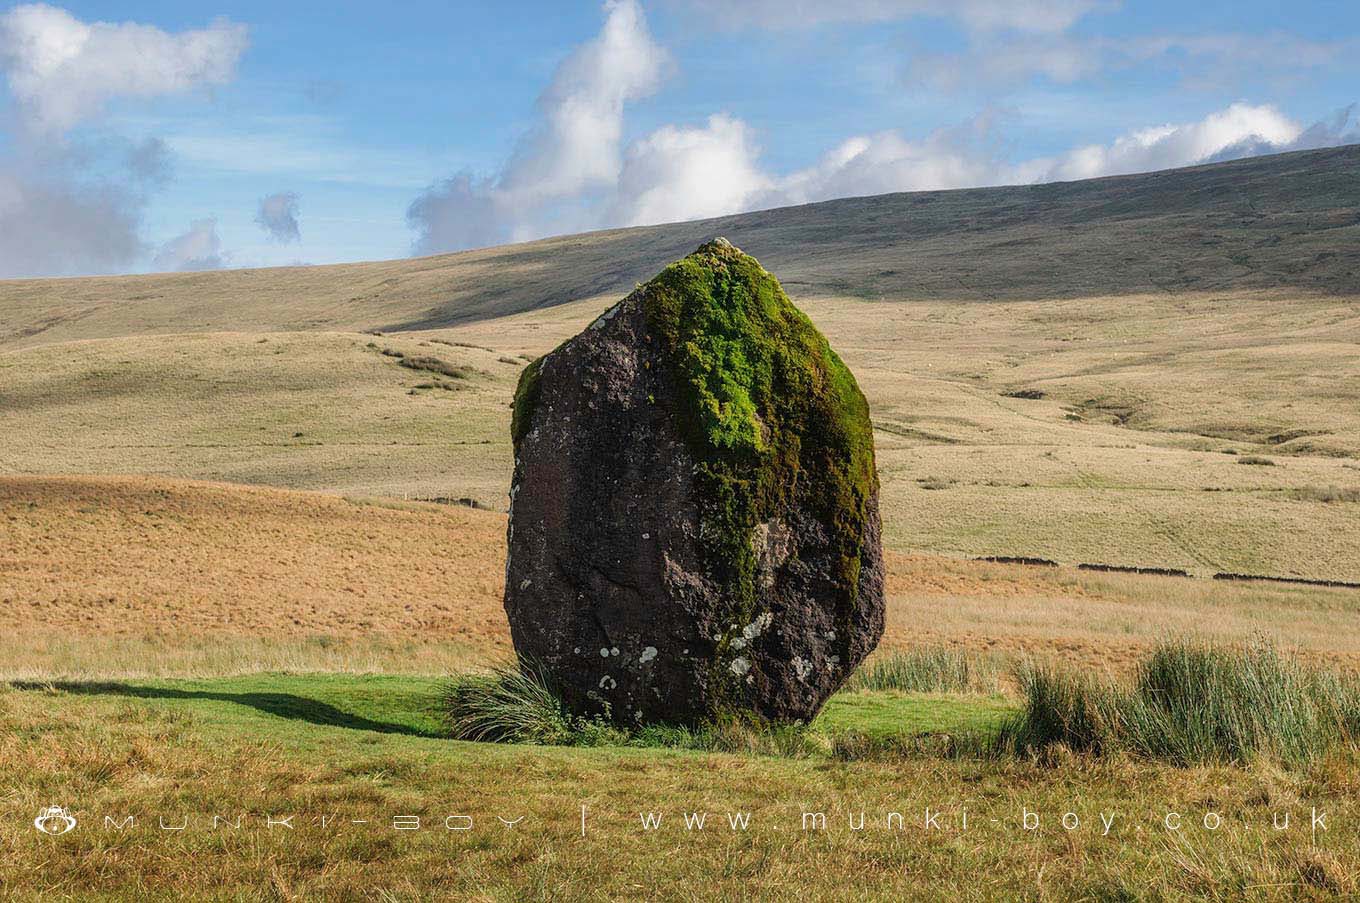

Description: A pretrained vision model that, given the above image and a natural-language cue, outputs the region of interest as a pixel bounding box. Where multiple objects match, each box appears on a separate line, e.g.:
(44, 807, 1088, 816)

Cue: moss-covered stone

(510, 355, 545, 446)
(503, 238, 884, 725)
(640, 238, 878, 673)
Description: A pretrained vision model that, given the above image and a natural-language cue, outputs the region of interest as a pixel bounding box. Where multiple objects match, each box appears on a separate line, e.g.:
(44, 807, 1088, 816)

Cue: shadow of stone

(11, 680, 442, 738)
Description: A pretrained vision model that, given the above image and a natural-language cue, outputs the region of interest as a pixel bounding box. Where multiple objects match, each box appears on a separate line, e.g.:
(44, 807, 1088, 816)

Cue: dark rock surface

(503, 239, 884, 725)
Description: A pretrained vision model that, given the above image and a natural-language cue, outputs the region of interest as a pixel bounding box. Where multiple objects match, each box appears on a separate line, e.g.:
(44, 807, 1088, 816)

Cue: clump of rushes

(1003, 641, 1360, 767)
(640, 240, 878, 683)
(442, 661, 575, 745)
(846, 647, 1000, 694)
(443, 663, 817, 753)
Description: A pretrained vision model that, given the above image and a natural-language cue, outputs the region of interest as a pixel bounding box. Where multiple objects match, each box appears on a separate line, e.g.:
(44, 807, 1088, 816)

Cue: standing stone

(504, 239, 884, 725)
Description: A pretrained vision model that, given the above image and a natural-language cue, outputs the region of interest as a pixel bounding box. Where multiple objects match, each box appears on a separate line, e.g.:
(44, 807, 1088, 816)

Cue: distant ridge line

(5, 143, 1358, 350)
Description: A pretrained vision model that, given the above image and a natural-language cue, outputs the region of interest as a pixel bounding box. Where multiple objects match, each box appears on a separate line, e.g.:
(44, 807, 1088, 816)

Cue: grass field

(7, 476, 1360, 683)
(4, 290, 1359, 578)
(3, 148, 1358, 578)
(2, 148, 1359, 897)
(4, 672, 1360, 899)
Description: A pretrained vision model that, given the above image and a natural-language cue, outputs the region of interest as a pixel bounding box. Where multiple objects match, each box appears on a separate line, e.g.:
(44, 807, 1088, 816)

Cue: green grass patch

(440, 658, 1015, 757)
(17, 673, 448, 743)
(15, 671, 1015, 759)
(816, 690, 1015, 739)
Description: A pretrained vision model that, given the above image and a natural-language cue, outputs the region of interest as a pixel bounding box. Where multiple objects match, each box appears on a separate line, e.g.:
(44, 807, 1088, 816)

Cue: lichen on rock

(504, 238, 885, 725)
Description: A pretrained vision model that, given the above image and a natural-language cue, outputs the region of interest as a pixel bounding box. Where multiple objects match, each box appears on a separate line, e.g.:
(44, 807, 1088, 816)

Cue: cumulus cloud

(255, 191, 300, 242)
(0, 3, 247, 136)
(1203, 103, 1358, 162)
(610, 114, 771, 226)
(409, 0, 667, 253)
(0, 151, 149, 276)
(768, 113, 1010, 205)
(409, 1, 1358, 255)
(152, 217, 224, 271)
(1031, 103, 1304, 182)
(672, 0, 1100, 34)
(759, 103, 1356, 205)
(0, 5, 246, 277)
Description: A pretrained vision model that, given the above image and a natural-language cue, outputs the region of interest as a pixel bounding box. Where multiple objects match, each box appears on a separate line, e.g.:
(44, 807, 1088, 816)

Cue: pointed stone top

(697, 236, 735, 254)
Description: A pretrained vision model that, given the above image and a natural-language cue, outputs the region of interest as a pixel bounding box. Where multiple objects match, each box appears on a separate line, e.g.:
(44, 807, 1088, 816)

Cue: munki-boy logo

(23, 804, 1334, 840)
(34, 807, 77, 836)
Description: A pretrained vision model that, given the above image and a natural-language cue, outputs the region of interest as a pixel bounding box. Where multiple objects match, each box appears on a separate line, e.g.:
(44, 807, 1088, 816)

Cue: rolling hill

(1, 146, 1358, 581)
(0, 144, 1356, 350)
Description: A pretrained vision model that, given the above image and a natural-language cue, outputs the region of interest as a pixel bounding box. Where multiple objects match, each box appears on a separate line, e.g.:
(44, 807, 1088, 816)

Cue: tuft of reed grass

(1000, 664, 1119, 756)
(442, 662, 824, 754)
(1002, 641, 1360, 766)
(441, 661, 576, 745)
(845, 647, 1000, 694)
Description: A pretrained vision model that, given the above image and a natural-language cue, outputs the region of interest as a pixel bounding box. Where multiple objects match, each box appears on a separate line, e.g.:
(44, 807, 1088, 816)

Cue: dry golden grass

(0, 331, 518, 505)
(2, 151, 1357, 583)
(3, 289, 1359, 580)
(445, 289, 1360, 580)
(0, 475, 508, 635)
(2, 146, 1358, 900)
(5, 475, 1359, 681)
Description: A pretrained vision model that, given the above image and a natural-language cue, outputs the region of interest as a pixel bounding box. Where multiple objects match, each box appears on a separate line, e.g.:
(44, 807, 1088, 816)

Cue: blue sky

(0, 0, 1355, 276)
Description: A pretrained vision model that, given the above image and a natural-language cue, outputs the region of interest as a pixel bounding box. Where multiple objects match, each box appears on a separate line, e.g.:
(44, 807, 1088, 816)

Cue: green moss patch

(640, 239, 878, 667)
(510, 356, 544, 446)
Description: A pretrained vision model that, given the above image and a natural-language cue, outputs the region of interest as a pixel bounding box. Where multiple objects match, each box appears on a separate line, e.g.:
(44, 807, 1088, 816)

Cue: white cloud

(0, 153, 148, 276)
(1031, 103, 1303, 181)
(754, 103, 1346, 206)
(406, 1, 1358, 256)
(672, 0, 1101, 33)
(0, 5, 247, 277)
(152, 217, 224, 271)
(611, 114, 771, 226)
(0, 3, 247, 136)
(769, 115, 1008, 205)
(412, 97, 1353, 257)
(409, 0, 668, 252)
(255, 191, 300, 243)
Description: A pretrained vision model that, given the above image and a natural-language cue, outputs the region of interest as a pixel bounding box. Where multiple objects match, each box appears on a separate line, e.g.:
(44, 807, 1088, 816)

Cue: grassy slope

(0, 145, 1357, 349)
(3, 149, 1359, 577)
(2, 148, 1359, 897)
(0, 332, 520, 504)
(4, 296, 1357, 578)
